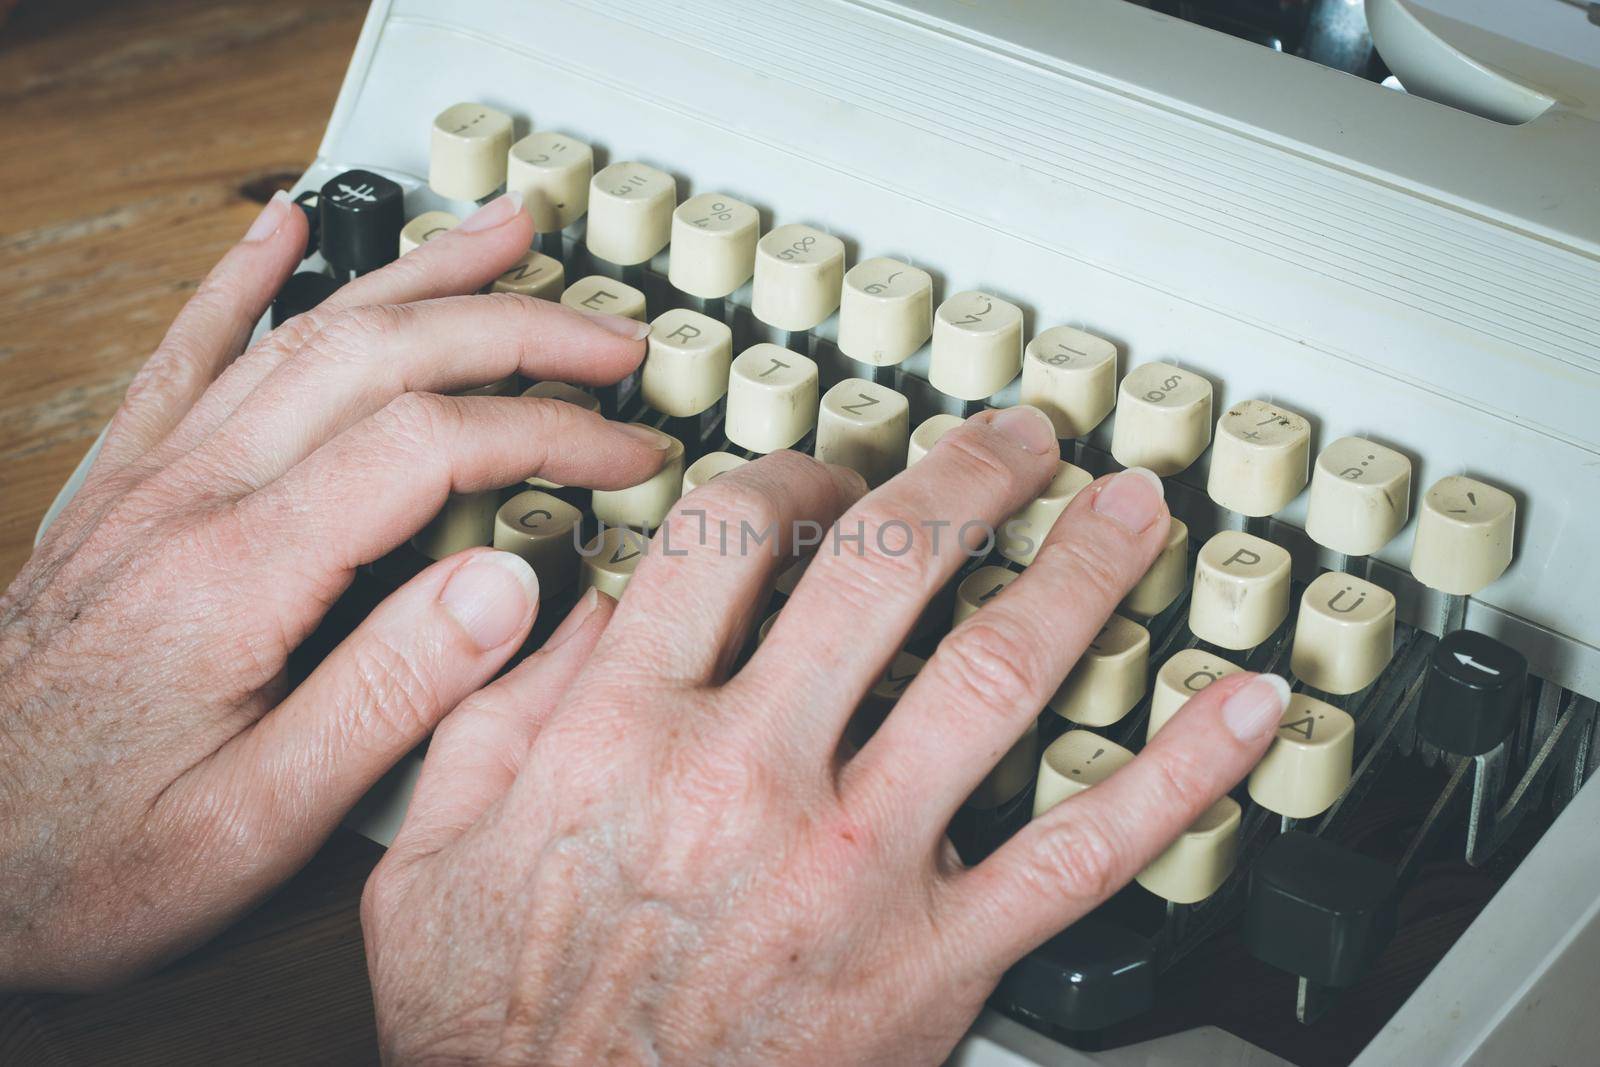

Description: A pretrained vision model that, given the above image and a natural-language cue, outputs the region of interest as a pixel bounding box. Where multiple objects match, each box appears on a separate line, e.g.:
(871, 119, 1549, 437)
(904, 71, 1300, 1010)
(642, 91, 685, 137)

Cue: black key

(1242, 831, 1398, 988)
(271, 271, 340, 327)
(1419, 630, 1528, 756)
(993, 915, 1156, 1032)
(318, 168, 404, 278)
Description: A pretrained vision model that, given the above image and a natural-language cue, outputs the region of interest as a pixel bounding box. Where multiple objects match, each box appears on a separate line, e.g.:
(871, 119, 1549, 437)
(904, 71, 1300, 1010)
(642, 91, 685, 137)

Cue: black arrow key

(1418, 630, 1528, 756)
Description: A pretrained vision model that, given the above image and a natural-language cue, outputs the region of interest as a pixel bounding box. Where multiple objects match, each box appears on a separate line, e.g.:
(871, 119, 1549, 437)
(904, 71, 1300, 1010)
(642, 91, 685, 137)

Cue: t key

(1418, 630, 1528, 756)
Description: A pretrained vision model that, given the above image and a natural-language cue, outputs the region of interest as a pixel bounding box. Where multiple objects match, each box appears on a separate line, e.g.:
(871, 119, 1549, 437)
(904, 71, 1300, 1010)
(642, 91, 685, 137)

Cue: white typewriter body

(36, 1, 1600, 1063)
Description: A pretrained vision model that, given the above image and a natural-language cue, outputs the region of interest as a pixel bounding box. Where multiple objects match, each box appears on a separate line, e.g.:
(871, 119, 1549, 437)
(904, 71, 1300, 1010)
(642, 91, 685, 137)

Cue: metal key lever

(1465, 695, 1597, 866)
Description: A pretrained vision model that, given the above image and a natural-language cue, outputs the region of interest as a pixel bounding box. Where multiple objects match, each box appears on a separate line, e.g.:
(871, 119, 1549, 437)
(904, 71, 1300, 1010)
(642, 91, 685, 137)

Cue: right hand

(0, 190, 666, 990)
(362, 410, 1290, 1065)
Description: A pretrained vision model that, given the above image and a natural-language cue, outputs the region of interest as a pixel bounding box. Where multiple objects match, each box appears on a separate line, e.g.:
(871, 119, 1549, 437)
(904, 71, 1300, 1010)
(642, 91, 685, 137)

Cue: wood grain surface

(0, 2, 384, 1063)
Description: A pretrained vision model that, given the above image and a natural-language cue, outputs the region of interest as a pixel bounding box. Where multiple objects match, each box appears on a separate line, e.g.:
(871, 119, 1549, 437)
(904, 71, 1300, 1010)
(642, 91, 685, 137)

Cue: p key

(1189, 531, 1292, 650)
(1418, 630, 1528, 757)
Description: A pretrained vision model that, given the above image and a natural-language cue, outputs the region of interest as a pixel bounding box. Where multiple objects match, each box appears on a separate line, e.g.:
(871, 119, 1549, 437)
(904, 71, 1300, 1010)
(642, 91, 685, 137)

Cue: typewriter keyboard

(278, 102, 1598, 1066)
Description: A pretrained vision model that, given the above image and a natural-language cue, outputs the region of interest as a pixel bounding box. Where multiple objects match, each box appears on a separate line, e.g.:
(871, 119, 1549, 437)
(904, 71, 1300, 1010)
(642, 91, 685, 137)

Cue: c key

(398, 210, 459, 255)
(815, 378, 910, 488)
(1188, 531, 1292, 650)
(1247, 694, 1355, 819)
(493, 490, 582, 596)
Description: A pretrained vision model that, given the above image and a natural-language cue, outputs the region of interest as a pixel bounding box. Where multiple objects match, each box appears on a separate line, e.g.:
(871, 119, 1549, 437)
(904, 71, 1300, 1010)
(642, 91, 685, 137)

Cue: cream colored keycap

(521, 381, 600, 490)
(457, 377, 519, 398)
(1207, 399, 1311, 517)
(1000, 461, 1093, 566)
(398, 210, 460, 255)
(492, 250, 564, 300)
(971, 722, 1040, 810)
(586, 161, 676, 266)
(838, 257, 933, 367)
(907, 413, 963, 466)
(1033, 731, 1135, 817)
(429, 103, 513, 201)
(1110, 363, 1214, 476)
(850, 650, 925, 747)
(725, 344, 819, 454)
(1305, 437, 1413, 557)
(1248, 694, 1355, 819)
(413, 491, 497, 560)
(560, 275, 647, 321)
(1410, 475, 1516, 596)
(1049, 614, 1150, 727)
(757, 609, 781, 645)
(590, 428, 684, 530)
(1136, 796, 1241, 904)
(1120, 517, 1189, 619)
(1021, 326, 1117, 440)
(681, 451, 749, 496)
(1189, 531, 1292, 650)
(580, 526, 649, 599)
(930, 291, 1024, 401)
(642, 308, 732, 417)
(506, 131, 592, 232)
(1149, 648, 1243, 739)
(668, 193, 758, 299)
(816, 378, 910, 488)
(492, 490, 582, 595)
(1290, 571, 1396, 695)
(953, 565, 1018, 626)
(752, 224, 846, 332)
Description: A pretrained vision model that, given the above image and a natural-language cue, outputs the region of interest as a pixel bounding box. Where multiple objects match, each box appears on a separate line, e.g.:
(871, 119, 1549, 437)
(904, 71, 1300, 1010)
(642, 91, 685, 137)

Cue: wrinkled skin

(0, 191, 666, 989)
(365, 417, 1291, 1065)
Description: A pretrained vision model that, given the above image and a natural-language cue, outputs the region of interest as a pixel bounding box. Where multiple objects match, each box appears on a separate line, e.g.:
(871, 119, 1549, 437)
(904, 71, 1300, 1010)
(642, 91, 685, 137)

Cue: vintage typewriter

(37, 1, 1600, 1063)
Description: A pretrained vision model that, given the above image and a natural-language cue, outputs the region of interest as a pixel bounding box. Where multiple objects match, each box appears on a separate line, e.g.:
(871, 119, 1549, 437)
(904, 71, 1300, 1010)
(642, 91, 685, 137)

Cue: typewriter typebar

(36, 2, 1600, 1064)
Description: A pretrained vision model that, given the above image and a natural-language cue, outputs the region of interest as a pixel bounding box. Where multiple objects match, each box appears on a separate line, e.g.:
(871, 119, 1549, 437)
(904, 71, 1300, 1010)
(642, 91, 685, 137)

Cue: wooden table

(0, 1, 386, 1062)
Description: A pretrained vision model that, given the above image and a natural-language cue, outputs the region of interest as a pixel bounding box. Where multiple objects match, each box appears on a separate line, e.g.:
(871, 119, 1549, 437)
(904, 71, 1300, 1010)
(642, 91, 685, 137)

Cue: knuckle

(1030, 815, 1125, 902)
(374, 391, 456, 451)
(932, 618, 1046, 715)
(1147, 747, 1215, 813)
(1033, 535, 1133, 607)
(692, 478, 785, 537)
(305, 304, 407, 367)
(344, 635, 445, 747)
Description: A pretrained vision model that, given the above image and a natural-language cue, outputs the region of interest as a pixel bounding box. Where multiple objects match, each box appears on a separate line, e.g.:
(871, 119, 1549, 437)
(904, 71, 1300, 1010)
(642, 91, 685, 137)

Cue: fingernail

(1222, 674, 1292, 742)
(545, 588, 602, 653)
(439, 551, 539, 650)
(579, 308, 652, 340)
(618, 423, 675, 450)
(242, 189, 291, 243)
(1093, 467, 1165, 533)
(985, 405, 1057, 455)
(458, 191, 525, 233)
